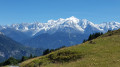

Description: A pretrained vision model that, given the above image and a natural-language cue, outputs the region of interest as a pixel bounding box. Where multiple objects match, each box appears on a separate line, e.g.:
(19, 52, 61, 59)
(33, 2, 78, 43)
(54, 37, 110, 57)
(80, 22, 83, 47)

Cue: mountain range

(0, 32, 43, 62)
(0, 16, 120, 49)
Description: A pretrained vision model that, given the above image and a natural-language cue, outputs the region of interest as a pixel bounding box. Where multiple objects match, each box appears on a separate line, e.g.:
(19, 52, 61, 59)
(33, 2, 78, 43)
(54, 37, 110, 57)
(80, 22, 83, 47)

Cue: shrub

(2, 57, 18, 65)
(48, 50, 82, 63)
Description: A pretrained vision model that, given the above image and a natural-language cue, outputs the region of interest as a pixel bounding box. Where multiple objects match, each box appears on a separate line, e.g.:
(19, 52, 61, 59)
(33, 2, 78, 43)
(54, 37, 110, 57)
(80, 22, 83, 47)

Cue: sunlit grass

(20, 29, 120, 67)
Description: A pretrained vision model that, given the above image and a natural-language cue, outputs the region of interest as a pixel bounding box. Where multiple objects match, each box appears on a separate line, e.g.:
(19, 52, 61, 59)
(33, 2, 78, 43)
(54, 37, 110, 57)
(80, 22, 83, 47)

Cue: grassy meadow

(20, 29, 120, 67)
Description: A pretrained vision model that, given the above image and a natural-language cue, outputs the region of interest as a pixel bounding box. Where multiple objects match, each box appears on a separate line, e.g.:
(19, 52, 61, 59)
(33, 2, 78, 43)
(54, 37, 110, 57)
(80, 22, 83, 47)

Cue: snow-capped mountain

(0, 16, 120, 36)
(0, 16, 120, 49)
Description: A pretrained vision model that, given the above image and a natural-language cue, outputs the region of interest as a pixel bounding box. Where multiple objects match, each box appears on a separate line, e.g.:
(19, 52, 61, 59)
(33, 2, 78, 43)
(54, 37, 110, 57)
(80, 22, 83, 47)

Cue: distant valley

(0, 32, 43, 62)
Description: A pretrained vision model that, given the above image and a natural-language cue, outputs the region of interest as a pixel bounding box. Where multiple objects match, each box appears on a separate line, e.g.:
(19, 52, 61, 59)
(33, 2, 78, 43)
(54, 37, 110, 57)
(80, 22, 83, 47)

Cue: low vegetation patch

(21, 49, 83, 67)
(48, 50, 82, 63)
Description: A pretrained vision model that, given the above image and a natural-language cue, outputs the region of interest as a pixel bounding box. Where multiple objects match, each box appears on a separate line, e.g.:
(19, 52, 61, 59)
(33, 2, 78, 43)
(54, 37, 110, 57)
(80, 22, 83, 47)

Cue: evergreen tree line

(0, 54, 36, 66)
(43, 46, 66, 55)
(83, 32, 103, 43)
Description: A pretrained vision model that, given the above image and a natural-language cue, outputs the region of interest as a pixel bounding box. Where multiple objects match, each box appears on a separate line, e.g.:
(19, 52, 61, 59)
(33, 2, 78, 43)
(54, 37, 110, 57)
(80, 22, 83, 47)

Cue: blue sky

(0, 0, 120, 25)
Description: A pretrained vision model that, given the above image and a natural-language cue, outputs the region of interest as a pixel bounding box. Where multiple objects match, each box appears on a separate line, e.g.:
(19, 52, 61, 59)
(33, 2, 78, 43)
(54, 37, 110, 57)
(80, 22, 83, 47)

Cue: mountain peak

(69, 16, 77, 19)
(65, 16, 79, 23)
(67, 16, 78, 20)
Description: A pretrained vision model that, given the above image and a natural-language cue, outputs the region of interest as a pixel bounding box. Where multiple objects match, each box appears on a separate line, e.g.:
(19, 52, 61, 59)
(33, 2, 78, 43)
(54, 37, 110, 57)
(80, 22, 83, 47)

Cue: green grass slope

(20, 29, 120, 67)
